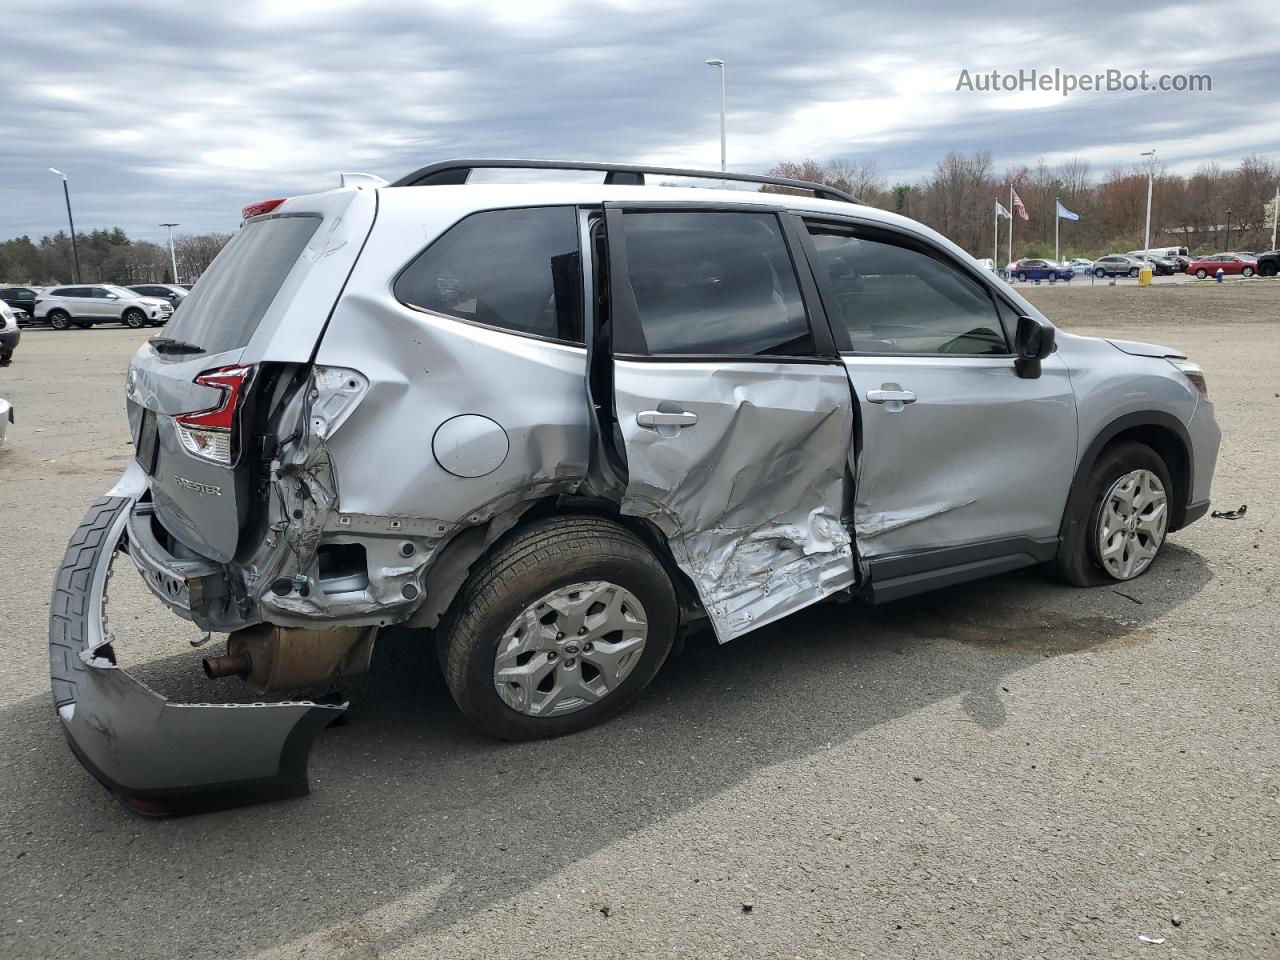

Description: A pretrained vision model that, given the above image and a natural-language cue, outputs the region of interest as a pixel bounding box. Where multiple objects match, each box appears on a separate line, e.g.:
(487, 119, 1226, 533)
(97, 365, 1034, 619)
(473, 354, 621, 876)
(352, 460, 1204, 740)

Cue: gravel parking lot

(1, 282, 1277, 959)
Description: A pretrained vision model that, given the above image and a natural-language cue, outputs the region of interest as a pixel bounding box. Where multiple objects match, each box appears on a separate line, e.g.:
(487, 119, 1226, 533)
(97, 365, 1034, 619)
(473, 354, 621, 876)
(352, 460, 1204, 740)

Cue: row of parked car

(0, 282, 189, 330)
(1007, 249, 1280, 282)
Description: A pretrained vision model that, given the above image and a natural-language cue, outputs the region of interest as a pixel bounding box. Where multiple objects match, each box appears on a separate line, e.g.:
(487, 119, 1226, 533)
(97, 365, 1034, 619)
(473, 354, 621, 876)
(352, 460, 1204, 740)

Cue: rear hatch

(126, 187, 377, 563)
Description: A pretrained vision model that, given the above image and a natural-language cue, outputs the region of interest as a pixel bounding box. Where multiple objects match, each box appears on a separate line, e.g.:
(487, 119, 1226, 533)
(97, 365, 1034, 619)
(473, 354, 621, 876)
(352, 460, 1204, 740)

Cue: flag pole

(1055, 197, 1060, 263)
(1007, 185, 1014, 268)
(994, 200, 998, 267)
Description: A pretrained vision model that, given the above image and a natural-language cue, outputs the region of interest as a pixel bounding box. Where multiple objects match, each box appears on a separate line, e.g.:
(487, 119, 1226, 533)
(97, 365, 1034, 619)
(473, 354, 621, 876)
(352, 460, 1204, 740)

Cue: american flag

(1011, 188, 1029, 221)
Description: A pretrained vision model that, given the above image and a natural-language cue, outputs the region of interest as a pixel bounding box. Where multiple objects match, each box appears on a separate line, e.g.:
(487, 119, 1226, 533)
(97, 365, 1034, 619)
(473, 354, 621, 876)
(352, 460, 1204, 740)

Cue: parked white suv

(49, 159, 1220, 815)
(36, 284, 173, 329)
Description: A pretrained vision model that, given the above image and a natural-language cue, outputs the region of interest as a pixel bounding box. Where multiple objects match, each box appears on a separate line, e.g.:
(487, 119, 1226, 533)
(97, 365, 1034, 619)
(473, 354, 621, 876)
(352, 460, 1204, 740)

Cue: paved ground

(1, 282, 1277, 959)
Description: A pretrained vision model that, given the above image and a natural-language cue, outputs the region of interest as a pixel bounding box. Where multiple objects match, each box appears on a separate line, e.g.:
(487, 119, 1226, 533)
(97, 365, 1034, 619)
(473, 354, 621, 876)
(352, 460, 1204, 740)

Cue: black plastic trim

(865, 536, 1059, 605)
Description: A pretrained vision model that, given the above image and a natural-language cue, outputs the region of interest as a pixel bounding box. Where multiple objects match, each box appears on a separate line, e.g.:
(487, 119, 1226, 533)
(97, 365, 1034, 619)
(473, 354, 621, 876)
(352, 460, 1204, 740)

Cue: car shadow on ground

(0, 545, 1210, 958)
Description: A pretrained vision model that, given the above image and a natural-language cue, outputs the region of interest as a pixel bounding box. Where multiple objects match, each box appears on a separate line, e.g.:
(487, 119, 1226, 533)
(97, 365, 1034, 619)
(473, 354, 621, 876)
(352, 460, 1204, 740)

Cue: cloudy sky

(2, 0, 1278, 246)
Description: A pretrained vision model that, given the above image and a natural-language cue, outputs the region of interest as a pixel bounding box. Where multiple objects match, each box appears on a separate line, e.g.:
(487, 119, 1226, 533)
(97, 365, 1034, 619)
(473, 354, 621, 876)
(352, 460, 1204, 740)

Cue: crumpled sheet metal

(49, 465, 342, 815)
(616, 361, 855, 642)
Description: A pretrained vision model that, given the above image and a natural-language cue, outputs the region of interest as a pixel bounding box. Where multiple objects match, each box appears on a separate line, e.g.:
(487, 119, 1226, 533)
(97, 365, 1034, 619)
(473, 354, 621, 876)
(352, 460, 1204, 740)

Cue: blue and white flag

(1056, 200, 1080, 221)
(996, 200, 1012, 219)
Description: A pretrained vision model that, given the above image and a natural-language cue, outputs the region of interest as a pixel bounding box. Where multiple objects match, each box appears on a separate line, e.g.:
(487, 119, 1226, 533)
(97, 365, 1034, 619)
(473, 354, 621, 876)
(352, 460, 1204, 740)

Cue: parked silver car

(49, 159, 1220, 814)
(36, 284, 173, 329)
(0, 300, 20, 364)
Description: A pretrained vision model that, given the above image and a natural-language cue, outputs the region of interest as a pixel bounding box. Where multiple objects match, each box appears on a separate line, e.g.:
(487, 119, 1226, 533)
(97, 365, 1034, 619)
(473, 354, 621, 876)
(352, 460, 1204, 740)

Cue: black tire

(123, 308, 146, 329)
(1128, 267, 1139, 278)
(1094, 268, 1106, 279)
(1195, 268, 1208, 279)
(1259, 260, 1278, 278)
(1016, 271, 1027, 282)
(1241, 266, 1254, 278)
(1052, 441, 1173, 587)
(48, 309, 72, 330)
(440, 515, 678, 741)
(1048, 271, 1058, 282)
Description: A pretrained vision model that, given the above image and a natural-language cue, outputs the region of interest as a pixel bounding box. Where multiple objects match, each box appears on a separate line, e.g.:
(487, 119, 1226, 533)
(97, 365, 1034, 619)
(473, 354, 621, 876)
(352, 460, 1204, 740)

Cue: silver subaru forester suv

(49, 160, 1219, 813)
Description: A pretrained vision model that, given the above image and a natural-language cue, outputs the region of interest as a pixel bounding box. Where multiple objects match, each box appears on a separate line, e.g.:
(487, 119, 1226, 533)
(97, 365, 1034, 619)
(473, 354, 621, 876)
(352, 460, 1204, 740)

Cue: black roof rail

(389, 158, 860, 204)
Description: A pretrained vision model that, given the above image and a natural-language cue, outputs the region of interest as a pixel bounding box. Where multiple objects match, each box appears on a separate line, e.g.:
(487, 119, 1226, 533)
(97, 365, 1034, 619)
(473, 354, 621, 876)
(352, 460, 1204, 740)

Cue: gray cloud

(1, 0, 1277, 245)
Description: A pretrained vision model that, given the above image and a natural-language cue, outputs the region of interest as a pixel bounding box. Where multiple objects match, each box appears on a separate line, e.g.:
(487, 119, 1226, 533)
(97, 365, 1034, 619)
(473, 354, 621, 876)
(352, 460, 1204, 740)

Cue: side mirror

(1014, 315, 1055, 379)
(106, 293, 119, 300)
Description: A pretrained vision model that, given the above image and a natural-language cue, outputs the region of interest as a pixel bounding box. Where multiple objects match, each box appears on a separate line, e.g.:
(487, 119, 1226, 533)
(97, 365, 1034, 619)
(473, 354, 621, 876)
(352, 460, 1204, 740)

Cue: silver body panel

(843, 353, 1077, 557)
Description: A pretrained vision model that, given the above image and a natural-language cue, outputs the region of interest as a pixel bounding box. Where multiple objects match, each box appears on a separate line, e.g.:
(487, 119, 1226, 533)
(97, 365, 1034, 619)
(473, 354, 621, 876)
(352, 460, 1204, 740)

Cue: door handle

(866, 388, 916, 404)
(636, 410, 698, 428)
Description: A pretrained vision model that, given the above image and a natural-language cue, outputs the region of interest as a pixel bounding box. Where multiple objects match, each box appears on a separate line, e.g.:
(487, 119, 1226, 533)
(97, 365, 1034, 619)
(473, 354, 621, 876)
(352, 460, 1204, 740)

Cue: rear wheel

(48, 310, 72, 330)
(440, 516, 678, 741)
(1260, 260, 1278, 277)
(123, 308, 146, 329)
(1052, 441, 1172, 586)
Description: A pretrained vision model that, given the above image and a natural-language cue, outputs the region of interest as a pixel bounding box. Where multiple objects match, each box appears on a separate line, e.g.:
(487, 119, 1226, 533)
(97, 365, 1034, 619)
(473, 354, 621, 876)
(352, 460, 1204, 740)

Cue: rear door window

(394, 206, 583, 343)
(162, 215, 321, 355)
(617, 210, 813, 357)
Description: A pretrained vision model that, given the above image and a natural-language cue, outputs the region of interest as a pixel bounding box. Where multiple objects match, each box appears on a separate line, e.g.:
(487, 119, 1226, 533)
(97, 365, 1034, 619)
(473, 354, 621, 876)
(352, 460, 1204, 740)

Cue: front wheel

(1195, 268, 1208, 279)
(1128, 267, 1140, 278)
(440, 516, 678, 741)
(1016, 271, 1027, 282)
(1095, 268, 1106, 279)
(1242, 266, 1254, 278)
(48, 310, 72, 330)
(1048, 271, 1058, 282)
(123, 308, 146, 329)
(1052, 441, 1172, 587)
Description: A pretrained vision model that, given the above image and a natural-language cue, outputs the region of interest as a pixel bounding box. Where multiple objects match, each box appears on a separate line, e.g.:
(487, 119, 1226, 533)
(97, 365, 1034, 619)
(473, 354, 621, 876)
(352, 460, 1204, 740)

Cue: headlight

(1168, 359, 1207, 398)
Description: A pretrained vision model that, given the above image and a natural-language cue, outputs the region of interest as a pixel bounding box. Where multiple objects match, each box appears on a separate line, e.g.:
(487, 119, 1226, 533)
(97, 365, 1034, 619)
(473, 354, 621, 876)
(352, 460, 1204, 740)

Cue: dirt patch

(1022, 279, 1280, 330)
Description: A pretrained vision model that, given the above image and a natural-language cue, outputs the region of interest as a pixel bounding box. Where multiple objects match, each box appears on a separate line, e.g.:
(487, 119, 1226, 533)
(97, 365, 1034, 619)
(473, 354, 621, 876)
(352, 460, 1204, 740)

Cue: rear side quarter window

(394, 206, 583, 344)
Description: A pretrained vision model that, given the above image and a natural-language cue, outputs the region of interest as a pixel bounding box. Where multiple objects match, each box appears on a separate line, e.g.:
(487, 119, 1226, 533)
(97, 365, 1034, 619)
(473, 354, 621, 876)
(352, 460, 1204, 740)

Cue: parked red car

(1187, 253, 1258, 279)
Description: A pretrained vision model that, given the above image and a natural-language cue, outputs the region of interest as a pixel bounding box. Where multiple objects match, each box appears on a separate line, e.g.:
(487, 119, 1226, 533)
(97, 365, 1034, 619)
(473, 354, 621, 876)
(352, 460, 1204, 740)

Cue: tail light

(174, 365, 254, 465)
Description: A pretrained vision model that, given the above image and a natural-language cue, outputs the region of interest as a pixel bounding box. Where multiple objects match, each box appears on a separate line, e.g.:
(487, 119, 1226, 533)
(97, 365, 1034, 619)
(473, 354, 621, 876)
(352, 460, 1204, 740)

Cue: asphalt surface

(1, 282, 1277, 959)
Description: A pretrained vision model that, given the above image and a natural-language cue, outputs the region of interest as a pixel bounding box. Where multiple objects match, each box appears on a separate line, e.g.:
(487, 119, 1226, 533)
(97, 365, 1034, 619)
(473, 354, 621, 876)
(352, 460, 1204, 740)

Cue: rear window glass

(163, 215, 320, 355)
(393, 206, 583, 343)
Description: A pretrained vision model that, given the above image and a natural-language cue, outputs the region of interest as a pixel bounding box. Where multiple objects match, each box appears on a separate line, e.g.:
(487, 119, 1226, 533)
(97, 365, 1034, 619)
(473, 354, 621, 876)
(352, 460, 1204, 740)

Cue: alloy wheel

(493, 580, 648, 717)
(1096, 469, 1168, 580)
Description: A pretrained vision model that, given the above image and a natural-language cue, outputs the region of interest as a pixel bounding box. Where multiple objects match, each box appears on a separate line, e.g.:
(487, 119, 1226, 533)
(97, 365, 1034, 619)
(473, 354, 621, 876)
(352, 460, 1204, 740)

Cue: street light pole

(1272, 186, 1278, 252)
(1225, 207, 1232, 250)
(48, 168, 82, 283)
(705, 58, 726, 172)
(1140, 149, 1156, 254)
(160, 223, 180, 283)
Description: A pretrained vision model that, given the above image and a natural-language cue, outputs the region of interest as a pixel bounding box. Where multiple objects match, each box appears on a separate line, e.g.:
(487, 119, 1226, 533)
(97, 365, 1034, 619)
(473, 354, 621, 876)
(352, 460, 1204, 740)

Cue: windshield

(105, 285, 143, 299)
(159, 215, 321, 355)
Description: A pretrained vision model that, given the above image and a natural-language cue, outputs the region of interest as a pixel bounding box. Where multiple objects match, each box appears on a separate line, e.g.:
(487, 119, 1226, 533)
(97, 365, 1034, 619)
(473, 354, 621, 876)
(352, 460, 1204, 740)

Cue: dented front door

(797, 218, 1078, 558)
(601, 206, 855, 642)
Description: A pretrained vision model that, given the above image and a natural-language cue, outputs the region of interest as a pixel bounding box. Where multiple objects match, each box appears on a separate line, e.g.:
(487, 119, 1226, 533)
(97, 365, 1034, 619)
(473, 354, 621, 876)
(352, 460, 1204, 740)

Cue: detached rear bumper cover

(48, 465, 343, 815)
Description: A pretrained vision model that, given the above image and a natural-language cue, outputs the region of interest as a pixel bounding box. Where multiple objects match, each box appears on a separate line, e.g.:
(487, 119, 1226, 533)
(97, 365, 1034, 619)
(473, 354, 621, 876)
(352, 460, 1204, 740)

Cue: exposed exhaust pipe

(203, 651, 252, 680)
(201, 625, 377, 693)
